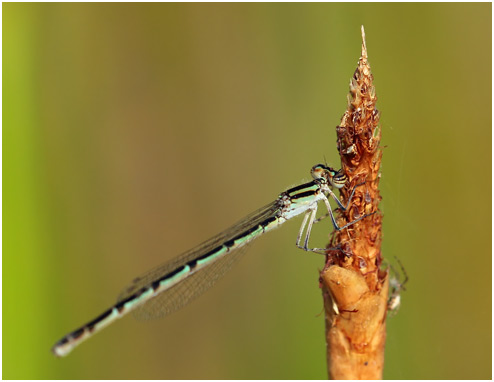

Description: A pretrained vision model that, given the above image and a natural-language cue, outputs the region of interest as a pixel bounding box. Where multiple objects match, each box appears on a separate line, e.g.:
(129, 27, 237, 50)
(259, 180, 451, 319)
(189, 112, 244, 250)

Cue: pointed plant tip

(361, 25, 367, 59)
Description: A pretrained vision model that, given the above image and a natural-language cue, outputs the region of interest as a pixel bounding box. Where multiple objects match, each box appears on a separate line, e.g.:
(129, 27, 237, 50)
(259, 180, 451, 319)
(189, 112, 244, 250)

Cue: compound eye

(311, 164, 329, 180)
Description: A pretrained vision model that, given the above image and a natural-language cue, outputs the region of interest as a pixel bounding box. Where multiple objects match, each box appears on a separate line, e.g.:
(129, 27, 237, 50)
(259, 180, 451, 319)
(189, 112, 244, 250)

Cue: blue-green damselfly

(52, 164, 373, 357)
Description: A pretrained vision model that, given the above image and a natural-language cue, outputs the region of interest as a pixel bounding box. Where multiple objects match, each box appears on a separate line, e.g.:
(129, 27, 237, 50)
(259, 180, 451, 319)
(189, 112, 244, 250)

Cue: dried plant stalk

(321, 26, 388, 380)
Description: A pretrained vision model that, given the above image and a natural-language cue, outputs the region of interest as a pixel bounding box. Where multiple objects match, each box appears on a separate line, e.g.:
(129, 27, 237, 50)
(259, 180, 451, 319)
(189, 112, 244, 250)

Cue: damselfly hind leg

(296, 207, 329, 254)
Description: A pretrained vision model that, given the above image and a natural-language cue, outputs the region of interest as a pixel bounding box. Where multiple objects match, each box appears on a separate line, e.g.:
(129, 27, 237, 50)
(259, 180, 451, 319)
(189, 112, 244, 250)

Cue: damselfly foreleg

(312, 181, 367, 224)
(295, 180, 374, 252)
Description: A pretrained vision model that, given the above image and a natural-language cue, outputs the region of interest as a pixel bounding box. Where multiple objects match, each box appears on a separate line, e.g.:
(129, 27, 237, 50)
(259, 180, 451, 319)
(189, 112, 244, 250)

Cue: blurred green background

(3, 3, 491, 379)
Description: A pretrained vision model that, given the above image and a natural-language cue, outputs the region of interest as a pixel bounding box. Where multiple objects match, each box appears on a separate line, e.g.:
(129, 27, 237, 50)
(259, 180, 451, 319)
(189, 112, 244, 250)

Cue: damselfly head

(311, 164, 345, 188)
(331, 171, 347, 189)
(311, 164, 329, 180)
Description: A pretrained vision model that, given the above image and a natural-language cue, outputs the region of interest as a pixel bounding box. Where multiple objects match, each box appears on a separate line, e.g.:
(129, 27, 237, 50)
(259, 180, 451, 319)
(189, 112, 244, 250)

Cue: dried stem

(321, 26, 388, 380)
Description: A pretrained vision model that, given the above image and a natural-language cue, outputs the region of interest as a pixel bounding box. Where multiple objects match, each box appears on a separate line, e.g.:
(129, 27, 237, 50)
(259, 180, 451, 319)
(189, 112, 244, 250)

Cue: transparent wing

(132, 243, 251, 320)
(117, 200, 281, 320)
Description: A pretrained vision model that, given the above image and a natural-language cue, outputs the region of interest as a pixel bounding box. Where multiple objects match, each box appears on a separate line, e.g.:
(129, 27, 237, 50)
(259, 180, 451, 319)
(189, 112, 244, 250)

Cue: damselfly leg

(312, 180, 367, 224)
(296, 165, 375, 253)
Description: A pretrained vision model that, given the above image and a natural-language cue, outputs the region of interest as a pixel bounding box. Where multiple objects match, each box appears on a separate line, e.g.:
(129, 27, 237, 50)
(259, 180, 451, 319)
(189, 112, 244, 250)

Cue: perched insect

(52, 164, 374, 357)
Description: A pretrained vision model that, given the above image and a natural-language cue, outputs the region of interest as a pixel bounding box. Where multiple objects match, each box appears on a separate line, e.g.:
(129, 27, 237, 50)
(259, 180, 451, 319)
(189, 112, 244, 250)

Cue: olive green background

(3, 3, 491, 379)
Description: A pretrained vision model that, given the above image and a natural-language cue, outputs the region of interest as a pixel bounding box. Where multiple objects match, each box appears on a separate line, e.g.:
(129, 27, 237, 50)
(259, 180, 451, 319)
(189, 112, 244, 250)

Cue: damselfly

(52, 164, 373, 357)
